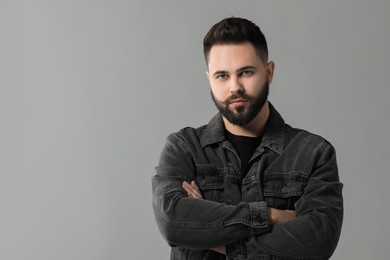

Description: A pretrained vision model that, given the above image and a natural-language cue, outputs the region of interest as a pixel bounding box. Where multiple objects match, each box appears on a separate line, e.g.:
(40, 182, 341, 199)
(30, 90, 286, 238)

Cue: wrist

(268, 208, 276, 224)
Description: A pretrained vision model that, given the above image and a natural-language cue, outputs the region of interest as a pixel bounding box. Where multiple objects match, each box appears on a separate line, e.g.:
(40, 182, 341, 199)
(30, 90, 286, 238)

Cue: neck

(223, 101, 270, 137)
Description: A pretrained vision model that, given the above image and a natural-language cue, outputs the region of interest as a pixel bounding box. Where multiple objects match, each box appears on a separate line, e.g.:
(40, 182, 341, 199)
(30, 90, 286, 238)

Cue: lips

(229, 98, 248, 105)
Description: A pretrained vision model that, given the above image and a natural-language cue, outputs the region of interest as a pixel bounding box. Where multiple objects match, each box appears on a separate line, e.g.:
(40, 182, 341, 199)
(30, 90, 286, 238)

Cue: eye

(215, 73, 229, 80)
(240, 70, 254, 77)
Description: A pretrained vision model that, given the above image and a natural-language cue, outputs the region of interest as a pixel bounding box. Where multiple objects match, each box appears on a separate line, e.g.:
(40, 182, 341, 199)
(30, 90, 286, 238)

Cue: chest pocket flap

(263, 171, 308, 198)
(195, 165, 225, 202)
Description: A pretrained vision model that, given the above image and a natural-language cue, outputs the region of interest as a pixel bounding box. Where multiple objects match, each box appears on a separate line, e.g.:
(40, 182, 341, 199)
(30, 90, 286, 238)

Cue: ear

(205, 70, 210, 80)
(266, 61, 275, 83)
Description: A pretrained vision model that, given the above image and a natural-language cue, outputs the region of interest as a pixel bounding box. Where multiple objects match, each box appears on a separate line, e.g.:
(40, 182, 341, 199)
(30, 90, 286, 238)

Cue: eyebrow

(212, 66, 257, 77)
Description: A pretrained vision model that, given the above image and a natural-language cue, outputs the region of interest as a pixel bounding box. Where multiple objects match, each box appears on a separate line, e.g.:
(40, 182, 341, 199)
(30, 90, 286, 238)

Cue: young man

(152, 17, 343, 260)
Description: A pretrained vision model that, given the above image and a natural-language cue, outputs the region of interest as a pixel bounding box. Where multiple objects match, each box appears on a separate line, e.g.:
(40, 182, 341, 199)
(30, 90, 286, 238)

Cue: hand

(211, 245, 226, 255)
(182, 181, 204, 199)
(268, 208, 296, 224)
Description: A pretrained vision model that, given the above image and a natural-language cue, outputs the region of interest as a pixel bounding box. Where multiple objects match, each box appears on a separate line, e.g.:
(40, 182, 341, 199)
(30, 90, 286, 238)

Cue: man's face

(207, 42, 274, 126)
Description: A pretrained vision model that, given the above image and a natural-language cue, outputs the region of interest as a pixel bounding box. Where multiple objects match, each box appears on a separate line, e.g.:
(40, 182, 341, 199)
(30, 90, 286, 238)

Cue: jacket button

(199, 179, 206, 186)
(282, 187, 288, 193)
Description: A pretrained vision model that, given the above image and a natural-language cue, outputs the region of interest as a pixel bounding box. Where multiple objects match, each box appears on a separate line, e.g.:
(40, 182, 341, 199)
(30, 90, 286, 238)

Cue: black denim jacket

(152, 103, 343, 260)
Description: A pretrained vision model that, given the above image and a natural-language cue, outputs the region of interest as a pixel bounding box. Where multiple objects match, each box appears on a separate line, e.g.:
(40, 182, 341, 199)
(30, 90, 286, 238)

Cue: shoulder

(164, 124, 208, 152)
(166, 113, 222, 147)
(168, 124, 207, 142)
(284, 124, 336, 154)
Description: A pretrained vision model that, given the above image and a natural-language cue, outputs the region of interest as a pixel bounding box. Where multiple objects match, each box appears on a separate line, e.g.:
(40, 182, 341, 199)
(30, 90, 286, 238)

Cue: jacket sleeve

(152, 133, 270, 250)
(226, 141, 344, 260)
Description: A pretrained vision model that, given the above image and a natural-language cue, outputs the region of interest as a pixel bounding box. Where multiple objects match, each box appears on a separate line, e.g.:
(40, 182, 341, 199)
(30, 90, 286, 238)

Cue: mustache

(220, 92, 251, 105)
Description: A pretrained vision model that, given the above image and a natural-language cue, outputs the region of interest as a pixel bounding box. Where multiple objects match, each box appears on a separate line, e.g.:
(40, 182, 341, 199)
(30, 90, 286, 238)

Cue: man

(152, 17, 343, 260)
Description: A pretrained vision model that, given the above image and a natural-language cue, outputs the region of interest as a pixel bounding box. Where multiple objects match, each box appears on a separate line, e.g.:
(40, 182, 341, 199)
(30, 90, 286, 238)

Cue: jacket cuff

(226, 202, 269, 259)
(248, 201, 270, 234)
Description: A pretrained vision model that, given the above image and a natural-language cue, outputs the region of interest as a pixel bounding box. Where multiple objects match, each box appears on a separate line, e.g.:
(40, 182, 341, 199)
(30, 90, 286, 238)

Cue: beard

(211, 81, 269, 126)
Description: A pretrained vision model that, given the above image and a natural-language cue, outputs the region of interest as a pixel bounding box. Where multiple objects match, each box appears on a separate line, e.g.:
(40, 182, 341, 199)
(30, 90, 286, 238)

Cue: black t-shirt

(225, 129, 262, 179)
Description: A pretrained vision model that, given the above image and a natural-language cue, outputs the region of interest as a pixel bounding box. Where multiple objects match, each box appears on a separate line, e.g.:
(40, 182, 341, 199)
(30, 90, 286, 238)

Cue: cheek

(247, 78, 265, 95)
(210, 84, 226, 101)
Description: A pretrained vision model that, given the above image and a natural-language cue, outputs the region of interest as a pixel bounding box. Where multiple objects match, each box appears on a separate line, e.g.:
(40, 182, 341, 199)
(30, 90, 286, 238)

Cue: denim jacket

(152, 103, 343, 260)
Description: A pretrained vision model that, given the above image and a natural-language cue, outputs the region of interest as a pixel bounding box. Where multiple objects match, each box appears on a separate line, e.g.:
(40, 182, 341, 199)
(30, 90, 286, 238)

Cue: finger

(188, 181, 202, 198)
(183, 181, 204, 199)
(190, 181, 203, 198)
(183, 181, 200, 198)
(191, 180, 199, 189)
(187, 185, 202, 199)
(182, 182, 193, 194)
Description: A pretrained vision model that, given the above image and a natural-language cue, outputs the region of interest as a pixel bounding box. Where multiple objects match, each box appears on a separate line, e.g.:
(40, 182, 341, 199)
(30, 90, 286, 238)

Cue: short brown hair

(203, 17, 268, 64)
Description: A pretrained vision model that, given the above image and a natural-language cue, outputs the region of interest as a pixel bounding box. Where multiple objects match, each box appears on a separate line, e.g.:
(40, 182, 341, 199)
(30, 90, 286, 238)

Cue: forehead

(207, 42, 262, 72)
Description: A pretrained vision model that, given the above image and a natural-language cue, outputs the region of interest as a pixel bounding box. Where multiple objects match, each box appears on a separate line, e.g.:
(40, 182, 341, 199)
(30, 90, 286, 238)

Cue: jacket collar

(200, 102, 285, 154)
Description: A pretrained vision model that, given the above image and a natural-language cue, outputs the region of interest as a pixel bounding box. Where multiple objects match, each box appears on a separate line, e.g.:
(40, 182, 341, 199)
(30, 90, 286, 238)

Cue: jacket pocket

(195, 165, 225, 202)
(263, 171, 308, 210)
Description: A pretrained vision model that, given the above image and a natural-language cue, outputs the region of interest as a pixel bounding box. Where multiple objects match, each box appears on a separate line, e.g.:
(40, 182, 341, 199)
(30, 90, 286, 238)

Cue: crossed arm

(154, 134, 343, 258)
(182, 181, 296, 255)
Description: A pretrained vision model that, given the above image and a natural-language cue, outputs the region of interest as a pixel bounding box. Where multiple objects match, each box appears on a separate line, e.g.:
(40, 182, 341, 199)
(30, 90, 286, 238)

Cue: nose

(229, 76, 243, 93)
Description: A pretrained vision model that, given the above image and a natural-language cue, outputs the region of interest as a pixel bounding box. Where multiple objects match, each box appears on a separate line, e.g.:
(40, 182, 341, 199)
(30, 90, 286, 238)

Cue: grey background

(1, 0, 389, 259)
